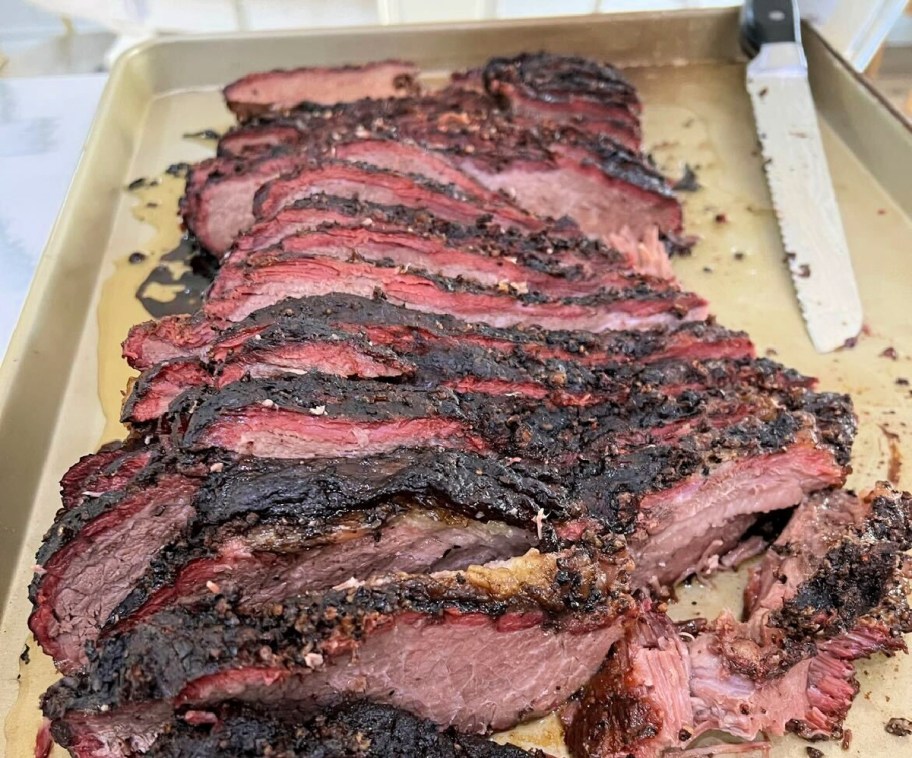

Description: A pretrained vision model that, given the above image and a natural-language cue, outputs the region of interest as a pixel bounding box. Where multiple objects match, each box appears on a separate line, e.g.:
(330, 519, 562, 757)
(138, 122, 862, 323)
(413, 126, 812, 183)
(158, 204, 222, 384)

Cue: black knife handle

(740, 0, 800, 58)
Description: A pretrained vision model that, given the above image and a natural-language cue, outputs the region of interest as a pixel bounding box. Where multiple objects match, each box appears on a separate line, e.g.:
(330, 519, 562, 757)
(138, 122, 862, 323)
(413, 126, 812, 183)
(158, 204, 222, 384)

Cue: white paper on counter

(0, 73, 106, 362)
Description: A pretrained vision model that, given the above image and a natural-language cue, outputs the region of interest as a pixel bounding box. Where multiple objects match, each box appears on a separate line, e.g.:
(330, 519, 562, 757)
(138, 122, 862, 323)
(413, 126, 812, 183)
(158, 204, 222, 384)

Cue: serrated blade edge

(747, 43, 863, 353)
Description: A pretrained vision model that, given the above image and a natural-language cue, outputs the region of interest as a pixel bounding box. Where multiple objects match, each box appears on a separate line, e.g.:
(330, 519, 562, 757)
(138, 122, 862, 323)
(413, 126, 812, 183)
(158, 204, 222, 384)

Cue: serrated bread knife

(741, 0, 863, 353)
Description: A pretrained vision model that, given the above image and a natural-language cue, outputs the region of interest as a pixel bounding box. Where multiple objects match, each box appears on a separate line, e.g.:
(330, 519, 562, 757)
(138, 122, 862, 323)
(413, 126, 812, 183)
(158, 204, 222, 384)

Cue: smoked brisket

(565, 484, 912, 756)
(32, 51, 901, 758)
(194, 87, 679, 266)
(43, 547, 634, 753)
(122, 293, 746, 372)
(224, 60, 421, 121)
(31, 449, 571, 672)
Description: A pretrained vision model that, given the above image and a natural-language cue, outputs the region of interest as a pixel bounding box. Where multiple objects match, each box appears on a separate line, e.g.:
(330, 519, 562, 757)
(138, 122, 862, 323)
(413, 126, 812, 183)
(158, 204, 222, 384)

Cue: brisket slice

(719, 482, 912, 679)
(565, 484, 912, 756)
(163, 371, 828, 464)
(186, 156, 542, 256)
(213, 131, 674, 276)
(31, 448, 570, 673)
(224, 60, 421, 121)
(29, 467, 204, 674)
(481, 52, 641, 146)
(112, 363, 824, 623)
(59, 440, 157, 511)
(563, 611, 692, 758)
(165, 373, 852, 590)
(120, 317, 802, 427)
(113, 511, 535, 635)
(233, 192, 575, 256)
(565, 608, 907, 758)
(107, 448, 568, 633)
(144, 702, 545, 758)
(329, 139, 524, 210)
(236, 226, 662, 301)
(214, 88, 679, 245)
(268, 139, 674, 279)
(247, 156, 540, 231)
(232, 198, 630, 284)
(171, 362, 851, 479)
(687, 618, 908, 748)
(327, 137, 678, 278)
(37, 374, 852, 673)
(224, 87, 664, 211)
(624, 435, 849, 592)
(122, 293, 753, 372)
(43, 546, 634, 754)
(202, 251, 708, 329)
(233, 192, 457, 251)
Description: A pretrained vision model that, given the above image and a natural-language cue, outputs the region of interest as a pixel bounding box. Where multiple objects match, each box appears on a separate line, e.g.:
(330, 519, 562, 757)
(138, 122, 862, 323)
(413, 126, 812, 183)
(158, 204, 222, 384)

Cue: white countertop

(0, 73, 106, 362)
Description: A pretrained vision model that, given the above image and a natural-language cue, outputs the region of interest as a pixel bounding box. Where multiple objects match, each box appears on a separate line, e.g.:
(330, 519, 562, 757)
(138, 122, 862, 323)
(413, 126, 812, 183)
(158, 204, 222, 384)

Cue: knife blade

(741, 0, 863, 353)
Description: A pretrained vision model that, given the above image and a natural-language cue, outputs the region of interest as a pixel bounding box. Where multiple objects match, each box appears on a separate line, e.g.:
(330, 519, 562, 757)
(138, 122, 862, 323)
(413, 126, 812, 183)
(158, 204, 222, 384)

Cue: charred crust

(146, 701, 543, 757)
(769, 487, 912, 645)
(564, 616, 670, 756)
(43, 545, 629, 718)
(482, 52, 638, 109)
(210, 85, 673, 217)
(107, 450, 576, 625)
(169, 371, 829, 470)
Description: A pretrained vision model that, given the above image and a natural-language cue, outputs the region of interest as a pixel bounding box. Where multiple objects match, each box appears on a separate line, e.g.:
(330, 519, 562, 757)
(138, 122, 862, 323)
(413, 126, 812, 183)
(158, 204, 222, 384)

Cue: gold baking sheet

(1, 9, 910, 757)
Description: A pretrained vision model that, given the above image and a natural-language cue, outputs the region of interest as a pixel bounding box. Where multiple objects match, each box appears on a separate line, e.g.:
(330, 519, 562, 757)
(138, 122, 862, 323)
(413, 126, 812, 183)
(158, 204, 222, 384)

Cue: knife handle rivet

(768, 10, 786, 22)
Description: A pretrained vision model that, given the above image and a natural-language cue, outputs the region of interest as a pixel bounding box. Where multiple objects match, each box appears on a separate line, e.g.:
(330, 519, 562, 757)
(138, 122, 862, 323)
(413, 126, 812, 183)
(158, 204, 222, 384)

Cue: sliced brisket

(719, 482, 912, 679)
(43, 547, 634, 754)
(44, 311, 852, 671)
(481, 52, 641, 146)
(203, 90, 679, 268)
(275, 146, 674, 278)
(571, 610, 909, 757)
(165, 372, 851, 593)
(625, 434, 851, 592)
(29, 467, 204, 673)
(59, 440, 157, 511)
(224, 60, 420, 121)
(122, 294, 748, 372)
(37, 370, 851, 674)
(202, 251, 707, 329)
(565, 484, 912, 756)
(235, 226, 658, 301)
(563, 611, 692, 758)
(31, 449, 570, 673)
(245, 89, 670, 209)
(36, 51, 899, 758)
(163, 372, 829, 465)
(120, 319, 800, 428)
(143, 701, 544, 758)
(108, 449, 568, 634)
(232, 198, 627, 275)
(186, 156, 542, 255)
(232, 192, 576, 256)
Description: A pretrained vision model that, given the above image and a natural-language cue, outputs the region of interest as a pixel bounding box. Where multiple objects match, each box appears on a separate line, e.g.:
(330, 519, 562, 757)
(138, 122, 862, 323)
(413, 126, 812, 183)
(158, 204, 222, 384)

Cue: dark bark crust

(123, 292, 752, 372)
(769, 486, 912, 646)
(108, 449, 576, 624)
(146, 701, 544, 757)
(214, 88, 667, 201)
(482, 52, 639, 114)
(43, 545, 631, 718)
